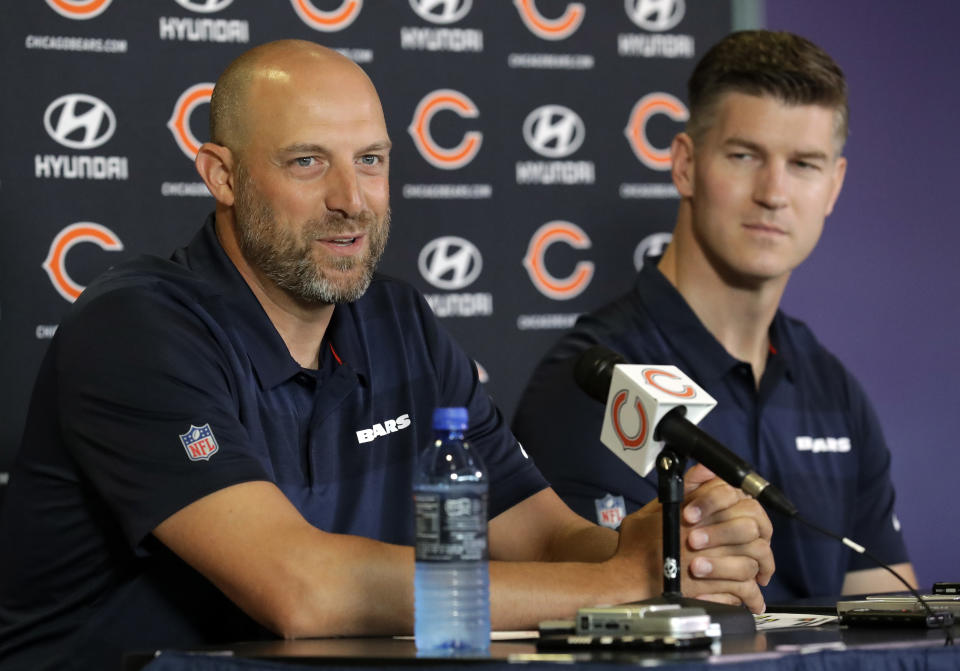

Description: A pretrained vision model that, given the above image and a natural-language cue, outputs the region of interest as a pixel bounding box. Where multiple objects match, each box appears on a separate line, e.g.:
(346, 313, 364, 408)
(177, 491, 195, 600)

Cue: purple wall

(766, 1, 960, 588)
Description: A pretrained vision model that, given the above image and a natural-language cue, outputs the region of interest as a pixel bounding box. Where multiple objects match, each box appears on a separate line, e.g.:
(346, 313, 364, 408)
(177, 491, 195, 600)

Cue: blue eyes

(292, 155, 383, 168)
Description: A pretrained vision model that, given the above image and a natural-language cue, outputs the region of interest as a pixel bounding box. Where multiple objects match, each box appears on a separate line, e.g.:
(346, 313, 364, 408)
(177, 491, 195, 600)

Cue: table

(129, 623, 960, 671)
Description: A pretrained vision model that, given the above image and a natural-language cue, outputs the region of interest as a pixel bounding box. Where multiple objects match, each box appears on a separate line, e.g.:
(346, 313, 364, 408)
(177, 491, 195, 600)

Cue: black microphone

(576, 346, 954, 645)
(574, 345, 797, 517)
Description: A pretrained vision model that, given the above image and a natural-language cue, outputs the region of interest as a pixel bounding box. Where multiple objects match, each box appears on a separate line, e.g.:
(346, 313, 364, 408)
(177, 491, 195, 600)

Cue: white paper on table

(753, 612, 837, 631)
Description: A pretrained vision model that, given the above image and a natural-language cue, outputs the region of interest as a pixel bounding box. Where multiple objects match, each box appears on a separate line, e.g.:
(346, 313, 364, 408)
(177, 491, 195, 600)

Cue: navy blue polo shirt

(0, 215, 547, 670)
(512, 260, 909, 603)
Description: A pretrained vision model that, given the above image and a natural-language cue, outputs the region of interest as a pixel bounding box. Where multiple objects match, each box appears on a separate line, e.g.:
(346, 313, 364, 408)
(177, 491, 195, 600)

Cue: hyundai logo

(409, 0, 472, 24)
(174, 0, 234, 12)
(522, 104, 585, 158)
(625, 0, 685, 32)
(633, 232, 672, 271)
(44, 93, 116, 150)
(418, 236, 483, 290)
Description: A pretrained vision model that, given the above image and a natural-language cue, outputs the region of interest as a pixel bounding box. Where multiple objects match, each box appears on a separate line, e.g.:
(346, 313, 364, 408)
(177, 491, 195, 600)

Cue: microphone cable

(789, 513, 954, 646)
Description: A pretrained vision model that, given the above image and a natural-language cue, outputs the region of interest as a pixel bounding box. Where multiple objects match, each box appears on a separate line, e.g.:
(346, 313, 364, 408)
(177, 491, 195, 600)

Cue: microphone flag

(599, 365, 716, 477)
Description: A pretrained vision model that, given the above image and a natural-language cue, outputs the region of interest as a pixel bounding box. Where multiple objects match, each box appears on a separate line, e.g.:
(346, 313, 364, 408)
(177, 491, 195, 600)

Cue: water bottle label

(414, 491, 488, 562)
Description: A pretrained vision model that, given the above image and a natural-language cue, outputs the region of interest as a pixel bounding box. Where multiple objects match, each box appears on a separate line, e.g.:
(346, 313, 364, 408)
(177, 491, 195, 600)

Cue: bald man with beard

(0, 41, 773, 670)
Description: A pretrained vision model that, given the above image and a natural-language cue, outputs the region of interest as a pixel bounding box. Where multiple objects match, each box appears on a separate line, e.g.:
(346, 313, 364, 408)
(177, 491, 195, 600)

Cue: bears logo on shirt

(356, 413, 412, 444)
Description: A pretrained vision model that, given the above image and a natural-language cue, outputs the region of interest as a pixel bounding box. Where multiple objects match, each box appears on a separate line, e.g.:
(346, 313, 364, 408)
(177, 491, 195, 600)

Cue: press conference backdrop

(0, 1, 954, 590)
(0, 3, 737, 482)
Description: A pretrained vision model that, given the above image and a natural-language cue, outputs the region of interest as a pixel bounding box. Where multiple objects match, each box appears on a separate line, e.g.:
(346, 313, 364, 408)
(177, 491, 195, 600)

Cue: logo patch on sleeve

(179, 423, 219, 461)
(595, 493, 626, 529)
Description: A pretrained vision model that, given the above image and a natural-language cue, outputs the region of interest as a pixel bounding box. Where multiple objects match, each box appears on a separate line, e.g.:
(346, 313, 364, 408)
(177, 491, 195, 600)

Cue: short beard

(233, 164, 390, 305)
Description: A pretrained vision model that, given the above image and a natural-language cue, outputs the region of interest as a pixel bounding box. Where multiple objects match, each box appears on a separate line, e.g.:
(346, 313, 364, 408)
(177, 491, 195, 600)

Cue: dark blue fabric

(512, 261, 909, 603)
(0, 215, 546, 671)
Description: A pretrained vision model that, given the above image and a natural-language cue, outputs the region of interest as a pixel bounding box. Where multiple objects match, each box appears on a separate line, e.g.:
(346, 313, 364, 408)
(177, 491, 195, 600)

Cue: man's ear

(196, 143, 236, 206)
(671, 132, 695, 198)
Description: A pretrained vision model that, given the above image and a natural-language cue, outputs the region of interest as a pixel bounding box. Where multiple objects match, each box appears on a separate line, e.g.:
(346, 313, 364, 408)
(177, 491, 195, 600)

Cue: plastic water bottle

(414, 407, 490, 656)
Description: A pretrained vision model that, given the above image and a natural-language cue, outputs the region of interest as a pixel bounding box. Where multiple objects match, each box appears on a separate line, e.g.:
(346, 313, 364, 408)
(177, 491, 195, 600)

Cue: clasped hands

(614, 463, 775, 613)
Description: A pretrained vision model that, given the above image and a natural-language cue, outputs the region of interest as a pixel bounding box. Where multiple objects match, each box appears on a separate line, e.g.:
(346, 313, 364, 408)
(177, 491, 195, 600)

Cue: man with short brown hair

(514, 30, 915, 602)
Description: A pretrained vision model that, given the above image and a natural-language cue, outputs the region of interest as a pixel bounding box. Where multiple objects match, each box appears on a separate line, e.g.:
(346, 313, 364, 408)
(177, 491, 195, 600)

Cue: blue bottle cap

(432, 407, 468, 431)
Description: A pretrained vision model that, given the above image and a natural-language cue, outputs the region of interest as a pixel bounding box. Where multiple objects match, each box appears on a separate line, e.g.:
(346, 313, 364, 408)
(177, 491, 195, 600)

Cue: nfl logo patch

(595, 493, 626, 529)
(179, 423, 219, 462)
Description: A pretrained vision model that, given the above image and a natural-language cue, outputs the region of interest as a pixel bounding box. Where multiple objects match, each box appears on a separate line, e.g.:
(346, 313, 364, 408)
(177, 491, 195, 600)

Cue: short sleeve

(56, 281, 269, 550)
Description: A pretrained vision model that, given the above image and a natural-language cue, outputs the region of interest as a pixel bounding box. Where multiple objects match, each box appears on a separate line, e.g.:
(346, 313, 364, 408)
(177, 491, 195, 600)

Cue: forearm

(244, 531, 416, 638)
(255, 528, 643, 636)
(485, 489, 660, 628)
(155, 482, 416, 639)
(540, 519, 621, 563)
(265, 535, 648, 636)
(842, 562, 917, 595)
(489, 557, 654, 629)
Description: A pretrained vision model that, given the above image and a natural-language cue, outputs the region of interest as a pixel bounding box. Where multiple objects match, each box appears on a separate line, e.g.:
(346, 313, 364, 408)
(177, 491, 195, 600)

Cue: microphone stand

(637, 444, 757, 635)
(657, 447, 686, 599)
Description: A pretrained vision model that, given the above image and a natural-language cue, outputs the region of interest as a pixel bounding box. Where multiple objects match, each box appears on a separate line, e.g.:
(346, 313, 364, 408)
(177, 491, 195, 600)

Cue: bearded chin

(280, 230, 388, 305)
(233, 168, 390, 305)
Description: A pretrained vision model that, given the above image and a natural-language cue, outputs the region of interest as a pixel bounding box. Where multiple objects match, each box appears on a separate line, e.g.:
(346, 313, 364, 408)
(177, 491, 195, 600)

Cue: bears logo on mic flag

(600, 364, 716, 478)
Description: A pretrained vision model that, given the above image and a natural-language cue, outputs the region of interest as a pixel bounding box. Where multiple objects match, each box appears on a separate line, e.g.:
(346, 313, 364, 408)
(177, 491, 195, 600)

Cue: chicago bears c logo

(513, 0, 585, 40)
(624, 92, 688, 171)
(45, 0, 113, 20)
(290, 0, 363, 32)
(408, 89, 482, 170)
(611, 389, 648, 449)
(522, 221, 593, 300)
(643, 367, 695, 398)
(167, 83, 214, 160)
(42, 223, 124, 302)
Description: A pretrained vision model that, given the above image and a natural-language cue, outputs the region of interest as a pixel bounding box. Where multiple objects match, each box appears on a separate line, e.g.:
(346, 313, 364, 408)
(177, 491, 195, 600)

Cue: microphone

(575, 346, 954, 645)
(574, 345, 797, 517)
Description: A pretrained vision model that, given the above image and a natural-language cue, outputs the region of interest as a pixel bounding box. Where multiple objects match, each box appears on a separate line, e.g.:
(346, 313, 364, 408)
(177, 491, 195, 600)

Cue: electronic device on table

(537, 602, 720, 652)
(837, 591, 960, 628)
